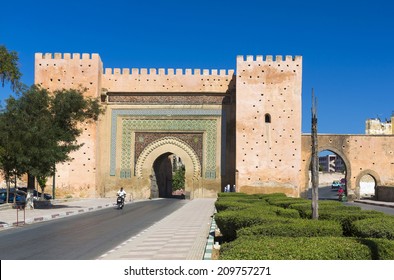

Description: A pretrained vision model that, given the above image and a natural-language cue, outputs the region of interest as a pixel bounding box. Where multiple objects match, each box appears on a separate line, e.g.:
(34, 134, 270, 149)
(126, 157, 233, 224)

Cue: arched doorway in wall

(135, 136, 201, 199)
(358, 174, 376, 198)
(356, 170, 380, 199)
(151, 153, 185, 198)
(308, 149, 348, 200)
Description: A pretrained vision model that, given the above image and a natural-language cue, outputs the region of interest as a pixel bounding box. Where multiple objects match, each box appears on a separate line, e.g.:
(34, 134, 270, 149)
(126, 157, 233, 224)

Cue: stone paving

(98, 198, 216, 260)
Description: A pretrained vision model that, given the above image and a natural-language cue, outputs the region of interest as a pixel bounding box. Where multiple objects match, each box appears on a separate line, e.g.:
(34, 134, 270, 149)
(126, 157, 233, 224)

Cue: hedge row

(237, 219, 343, 238)
(350, 216, 394, 239)
(219, 236, 394, 260)
(215, 207, 290, 241)
(215, 193, 394, 259)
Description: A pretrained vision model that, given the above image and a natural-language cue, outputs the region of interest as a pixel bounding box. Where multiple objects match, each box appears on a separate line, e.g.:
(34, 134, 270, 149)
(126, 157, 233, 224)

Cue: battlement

(103, 68, 234, 76)
(236, 55, 302, 63)
(35, 52, 100, 60)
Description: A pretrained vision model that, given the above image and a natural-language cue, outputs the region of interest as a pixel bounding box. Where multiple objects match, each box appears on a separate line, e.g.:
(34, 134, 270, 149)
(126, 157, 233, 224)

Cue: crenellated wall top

(236, 55, 302, 63)
(103, 68, 234, 76)
(35, 52, 100, 60)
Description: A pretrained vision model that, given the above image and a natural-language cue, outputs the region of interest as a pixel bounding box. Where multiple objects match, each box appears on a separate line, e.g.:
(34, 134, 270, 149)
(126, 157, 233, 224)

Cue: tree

(0, 85, 103, 200)
(0, 45, 24, 204)
(0, 45, 23, 92)
(311, 89, 319, 219)
(172, 166, 185, 191)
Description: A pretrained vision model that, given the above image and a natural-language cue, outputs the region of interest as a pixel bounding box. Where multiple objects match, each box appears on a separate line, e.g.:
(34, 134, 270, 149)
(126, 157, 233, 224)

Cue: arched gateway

(135, 137, 201, 198)
(33, 53, 393, 200)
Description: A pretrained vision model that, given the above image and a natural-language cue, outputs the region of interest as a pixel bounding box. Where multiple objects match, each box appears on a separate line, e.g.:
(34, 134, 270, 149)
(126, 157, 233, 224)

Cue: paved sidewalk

(354, 199, 394, 209)
(0, 197, 117, 229)
(98, 198, 216, 260)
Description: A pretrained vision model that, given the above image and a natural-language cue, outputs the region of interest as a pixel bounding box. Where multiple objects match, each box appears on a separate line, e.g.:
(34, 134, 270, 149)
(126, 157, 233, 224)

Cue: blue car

(0, 190, 27, 204)
(331, 181, 342, 189)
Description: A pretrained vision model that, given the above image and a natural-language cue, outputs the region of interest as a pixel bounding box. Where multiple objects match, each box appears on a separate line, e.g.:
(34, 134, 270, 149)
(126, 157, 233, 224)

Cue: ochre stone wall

(34, 53, 235, 199)
(235, 55, 303, 197)
(301, 134, 394, 199)
(34, 53, 102, 198)
(32, 52, 393, 201)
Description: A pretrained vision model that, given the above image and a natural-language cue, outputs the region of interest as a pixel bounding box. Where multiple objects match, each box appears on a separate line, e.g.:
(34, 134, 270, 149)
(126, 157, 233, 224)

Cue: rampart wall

(301, 134, 394, 198)
(102, 67, 234, 93)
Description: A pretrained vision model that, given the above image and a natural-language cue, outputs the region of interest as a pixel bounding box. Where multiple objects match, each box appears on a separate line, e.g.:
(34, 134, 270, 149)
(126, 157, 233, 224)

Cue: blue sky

(1, 0, 393, 134)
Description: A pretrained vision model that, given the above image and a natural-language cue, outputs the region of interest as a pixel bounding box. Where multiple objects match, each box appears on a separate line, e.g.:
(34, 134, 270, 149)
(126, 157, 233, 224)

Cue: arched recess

(303, 145, 352, 195)
(355, 169, 381, 198)
(135, 137, 201, 197)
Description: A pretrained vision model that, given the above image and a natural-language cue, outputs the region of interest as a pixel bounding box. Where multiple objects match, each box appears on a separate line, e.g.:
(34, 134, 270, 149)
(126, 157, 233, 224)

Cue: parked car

(0, 189, 27, 204)
(17, 187, 52, 200)
(331, 180, 342, 189)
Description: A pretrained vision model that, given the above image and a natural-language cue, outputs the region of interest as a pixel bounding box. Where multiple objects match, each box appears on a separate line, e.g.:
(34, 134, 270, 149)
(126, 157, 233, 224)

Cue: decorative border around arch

(135, 136, 202, 179)
(110, 108, 221, 176)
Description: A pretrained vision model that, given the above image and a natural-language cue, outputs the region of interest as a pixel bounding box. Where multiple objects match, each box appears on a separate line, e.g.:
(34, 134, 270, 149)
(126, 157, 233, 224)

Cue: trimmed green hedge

(215, 200, 254, 212)
(350, 216, 394, 239)
(317, 210, 386, 236)
(219, 236, 394, 260)
(217, 192, 250, 198)
(237, 219, 343, 237)
(265, 197, 310, 208)
(214, 193, 394, 260)
(360, 238, 394, 259)
(215, 208, 290, 241)
(274, 207, 301, 218)
(289, 201, 361, 219)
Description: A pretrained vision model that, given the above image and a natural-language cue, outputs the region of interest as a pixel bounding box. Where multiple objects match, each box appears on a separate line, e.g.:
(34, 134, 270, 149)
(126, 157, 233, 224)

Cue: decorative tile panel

(110, 109, 220, 179)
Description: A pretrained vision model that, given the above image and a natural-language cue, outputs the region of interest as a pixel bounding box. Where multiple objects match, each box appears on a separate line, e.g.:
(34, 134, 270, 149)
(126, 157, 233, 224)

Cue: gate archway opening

(358, 173, 378, 198)
(307, 149, 348, 200)
(151, 153, 185, 198)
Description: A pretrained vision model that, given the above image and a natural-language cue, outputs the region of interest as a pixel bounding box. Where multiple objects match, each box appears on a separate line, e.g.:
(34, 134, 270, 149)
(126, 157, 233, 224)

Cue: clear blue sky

(1, 0, 393, 134)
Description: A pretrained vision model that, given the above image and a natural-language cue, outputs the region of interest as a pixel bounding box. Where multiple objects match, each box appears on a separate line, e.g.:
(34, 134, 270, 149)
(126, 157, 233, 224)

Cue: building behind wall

(365, 113, 393, 135)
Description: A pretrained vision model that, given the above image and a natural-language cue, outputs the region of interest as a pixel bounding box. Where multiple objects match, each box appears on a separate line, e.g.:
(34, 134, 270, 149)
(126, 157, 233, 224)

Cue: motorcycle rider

(337, 186, 344, 201)
(117, 187, 127, 206)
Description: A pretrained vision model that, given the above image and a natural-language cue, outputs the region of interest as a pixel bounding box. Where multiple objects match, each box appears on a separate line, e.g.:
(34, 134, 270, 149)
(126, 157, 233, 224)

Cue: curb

(203, 217, 216, 260)
(354, 200, 394, 209)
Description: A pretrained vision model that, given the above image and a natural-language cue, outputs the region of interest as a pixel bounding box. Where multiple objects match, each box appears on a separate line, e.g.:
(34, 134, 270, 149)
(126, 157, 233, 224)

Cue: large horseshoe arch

(135, 137, 202, 198)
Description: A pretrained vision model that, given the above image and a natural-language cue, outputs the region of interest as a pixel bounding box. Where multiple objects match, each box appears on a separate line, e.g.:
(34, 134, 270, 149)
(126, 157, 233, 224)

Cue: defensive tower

(235, 55, 303, 196)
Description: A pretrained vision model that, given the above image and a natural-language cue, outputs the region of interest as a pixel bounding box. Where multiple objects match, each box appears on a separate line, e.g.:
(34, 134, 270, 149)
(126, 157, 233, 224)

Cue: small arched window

(265, 113, 271, 123)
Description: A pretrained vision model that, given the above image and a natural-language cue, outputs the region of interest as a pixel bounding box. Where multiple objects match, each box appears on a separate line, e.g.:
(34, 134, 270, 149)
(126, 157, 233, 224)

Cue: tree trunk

(311, 91, 319, 220)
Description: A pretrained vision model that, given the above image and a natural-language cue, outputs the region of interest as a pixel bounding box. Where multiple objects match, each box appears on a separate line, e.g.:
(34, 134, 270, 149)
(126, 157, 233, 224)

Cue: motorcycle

(116, 196, 125, 209)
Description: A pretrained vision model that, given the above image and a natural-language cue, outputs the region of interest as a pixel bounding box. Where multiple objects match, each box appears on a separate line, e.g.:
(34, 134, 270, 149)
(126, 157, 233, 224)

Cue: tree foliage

(0, 45, 22, 92)
(172, 166, 185, 191)
(0, 85, 103, 194)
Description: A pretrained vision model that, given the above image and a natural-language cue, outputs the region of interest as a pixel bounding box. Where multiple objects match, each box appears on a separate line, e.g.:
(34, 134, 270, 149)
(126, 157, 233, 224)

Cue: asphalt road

(307, 185, 340, 200)
(0, 198, 187, 260)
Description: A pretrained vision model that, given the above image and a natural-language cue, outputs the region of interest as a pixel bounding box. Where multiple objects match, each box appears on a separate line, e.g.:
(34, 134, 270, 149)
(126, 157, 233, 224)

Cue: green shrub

(237, 219, 343, 238)
(317, 210, 386, 236)
(360, 238, 394, 260)
(217, 192, 250, 198)
(265, 197, 309, 208)
(350, 216, 394, 239)
(291, 202, 361, 219)
(256, 193, 287, 200)
(219, 236, 373, 260)
(215, 200, 254, 212)
(274, 207, 301, 218)
(215, 208, 289, 241)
